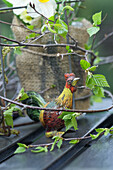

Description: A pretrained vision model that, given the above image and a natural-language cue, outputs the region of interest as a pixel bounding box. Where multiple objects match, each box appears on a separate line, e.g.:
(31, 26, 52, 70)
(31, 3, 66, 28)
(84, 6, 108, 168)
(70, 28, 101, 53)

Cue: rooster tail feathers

(22, 91, 46, 122)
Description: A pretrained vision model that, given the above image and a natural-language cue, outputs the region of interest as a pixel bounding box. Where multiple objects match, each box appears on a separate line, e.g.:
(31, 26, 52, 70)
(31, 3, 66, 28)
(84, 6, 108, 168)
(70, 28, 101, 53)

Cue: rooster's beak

(71, 77, 80, 86)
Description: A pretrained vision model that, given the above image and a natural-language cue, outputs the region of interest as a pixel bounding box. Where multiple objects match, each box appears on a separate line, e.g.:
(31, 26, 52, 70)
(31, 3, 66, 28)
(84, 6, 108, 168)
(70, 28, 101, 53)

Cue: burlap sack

(12, 16, 92, 109)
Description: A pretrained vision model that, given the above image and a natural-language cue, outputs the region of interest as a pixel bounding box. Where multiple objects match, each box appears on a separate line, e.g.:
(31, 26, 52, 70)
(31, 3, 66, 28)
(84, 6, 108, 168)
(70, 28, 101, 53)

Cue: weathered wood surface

(0, 98, 113, 170)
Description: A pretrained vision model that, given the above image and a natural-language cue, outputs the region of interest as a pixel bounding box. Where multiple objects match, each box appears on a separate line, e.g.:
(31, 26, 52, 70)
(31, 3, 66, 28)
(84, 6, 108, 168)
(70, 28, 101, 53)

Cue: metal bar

(0, 29, 6, 99)
(64, 2, 75, 109)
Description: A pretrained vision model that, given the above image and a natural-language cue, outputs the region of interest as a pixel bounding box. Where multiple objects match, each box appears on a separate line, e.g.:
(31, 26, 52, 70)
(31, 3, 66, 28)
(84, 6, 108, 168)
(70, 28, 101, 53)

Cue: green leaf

(104, 129, 110, 136)
(91, 95, 102, 103)
(109, 131, 113, 135)
(13, 107, 23, 117)
(92, 11, 102, 26)
(54, 19, 68, 38)
(66, 45, 70, 51)
(93, 74, 110, 87)
(93, 87, 105, 97)
(64, 119, 73, 131)
(95, 128, 105, 133)
(2, 0, 12, 7)
(69, 139, 79, 144)
(89, 66, 97, 72)
(110, 127, 113, 130)
(14, 147, 26, 154)
(44, 146, 48, 152)
(80, 59, 91, 70)
(29, 33, 36, 38)
(19, 93, 29, 101)
(63, 6, 74, 11)
(110, 127, 113, 134)
(17, 88, 29, 101)
(31, 148, 44, 153)
(48, 25, 56, 34)
(73, 112, 81, 117)
(17, 143, 27, 148)
(57, 139, 63, 149)
(31, 146, 48, 153)
(48, 16, 55, 24)
(50, 139, 57, 151)
(14, 47, 22, 55)
(71, 116, 78, 131)
(4, 108, 13, 128)
(86, 75, 95, 89)
(27, 25, 34, 30)
(52, 136, 60, 140)
(41, 25, 47, 33)
(87, 26, 100, 37)
(84, 44, 92, 50)
(90, 134, 99, 140)
(58, 111, 74, 119)
(62, 114, 72, 120)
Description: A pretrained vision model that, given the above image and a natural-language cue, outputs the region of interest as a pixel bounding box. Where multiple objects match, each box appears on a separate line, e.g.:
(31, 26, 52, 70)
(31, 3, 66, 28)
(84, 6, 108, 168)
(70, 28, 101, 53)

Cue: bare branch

(94, 31, 113, 49)
(0, 95, 113, 113)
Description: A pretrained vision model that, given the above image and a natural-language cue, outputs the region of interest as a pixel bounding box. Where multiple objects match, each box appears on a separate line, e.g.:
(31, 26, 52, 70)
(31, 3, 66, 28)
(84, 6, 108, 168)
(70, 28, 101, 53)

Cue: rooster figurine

(22, 73, 80, 137)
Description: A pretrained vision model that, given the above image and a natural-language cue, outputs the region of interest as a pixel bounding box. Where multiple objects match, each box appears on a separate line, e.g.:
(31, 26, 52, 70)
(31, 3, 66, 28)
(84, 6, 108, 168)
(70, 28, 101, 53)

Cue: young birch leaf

(69, 139, 79, 144)
(44, 146, 48, 152)
(62, 114, 72, 120)
(54, 19, 68, 38)
(86, 75, 95, 89)
(90, 134, 99, 140)
(31, 146, 48, 153)
(41, 25, 47, 33)
(109, 127, 113, 134)
(104, 129, 110, 136)
(95, 128, 105, 133)
(93, 74, 110, 87)
(27, 25, 34, 30)
(71, 116, 78, 131)
(4, 109, 13, 128)
(17, 88, 29, 101)
(93, 87, 105, 97)
(57, 139, 63, 149)
(14, 147, 26, 154)
(109, 127, 113, 135)
(64, 119, 73, 131)
(48, 25, 56, 34)
(63, 6, 74, 11)
(31, 148, 45, 153)
(17, 143, 28, 148)
(80, 59, 91, 70)
(66, 45, 70, 50)
(110, 131, 113, 135)
(48, 16, 55, 24)
(19, 93, 29, 101)
(14, 47, 22, 55)
(91, 95, 102, 103)
(92, 11, 102, 26)
(50, 139, 57, 151)
(87, 26, 100, 37)
(89, 66, 97, 72)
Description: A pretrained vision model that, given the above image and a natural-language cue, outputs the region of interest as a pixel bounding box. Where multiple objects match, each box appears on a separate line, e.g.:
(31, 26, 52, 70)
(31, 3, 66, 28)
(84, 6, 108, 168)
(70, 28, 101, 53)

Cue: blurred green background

(78, 0, 113, 93)
(0, 0, 113, 93)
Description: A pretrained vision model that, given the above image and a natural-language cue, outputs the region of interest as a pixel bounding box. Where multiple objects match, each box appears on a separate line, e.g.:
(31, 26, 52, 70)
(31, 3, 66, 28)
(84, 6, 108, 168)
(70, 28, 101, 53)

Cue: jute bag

(12, 16, 92, 109)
